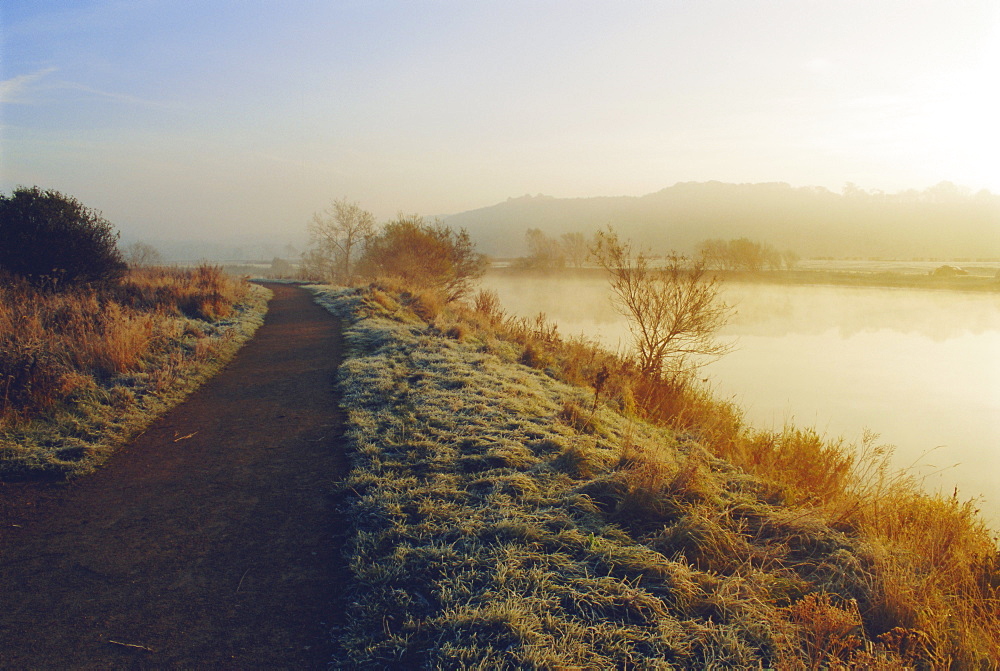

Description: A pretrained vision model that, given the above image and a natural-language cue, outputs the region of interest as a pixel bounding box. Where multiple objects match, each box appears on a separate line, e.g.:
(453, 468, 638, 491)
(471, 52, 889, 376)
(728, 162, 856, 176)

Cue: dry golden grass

(406, 288, 444, 322)
(444, 285, 1000, 667)
(116, 264, 247, 321)
(1, 266, 246, 425)
(782, 592, 865, 668)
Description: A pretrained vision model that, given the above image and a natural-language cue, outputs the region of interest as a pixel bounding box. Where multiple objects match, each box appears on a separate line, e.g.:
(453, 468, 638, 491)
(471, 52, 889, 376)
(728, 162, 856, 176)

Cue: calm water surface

(480, 273, 1000, 527)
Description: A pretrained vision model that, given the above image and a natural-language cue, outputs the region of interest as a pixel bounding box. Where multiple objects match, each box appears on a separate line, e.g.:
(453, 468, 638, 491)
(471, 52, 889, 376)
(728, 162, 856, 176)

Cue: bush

(123, 241, 164, 267)
(591, 227, 732, 380)
(358, 215, 486, 301)
(0, 186, 127, 289)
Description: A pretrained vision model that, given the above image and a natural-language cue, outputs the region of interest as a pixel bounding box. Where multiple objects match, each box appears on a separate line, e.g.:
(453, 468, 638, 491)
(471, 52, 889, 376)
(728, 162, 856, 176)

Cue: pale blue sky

(2, 1, 998, 243)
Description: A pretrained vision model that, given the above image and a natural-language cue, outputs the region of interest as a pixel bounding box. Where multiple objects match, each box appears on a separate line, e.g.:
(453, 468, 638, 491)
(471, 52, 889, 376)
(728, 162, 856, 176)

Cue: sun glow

(919, 21, 1000, 192)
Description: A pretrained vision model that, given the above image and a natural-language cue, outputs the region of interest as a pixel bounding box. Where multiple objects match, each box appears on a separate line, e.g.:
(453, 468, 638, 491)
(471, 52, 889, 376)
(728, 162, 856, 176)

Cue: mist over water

(479, 272, 1000, 527)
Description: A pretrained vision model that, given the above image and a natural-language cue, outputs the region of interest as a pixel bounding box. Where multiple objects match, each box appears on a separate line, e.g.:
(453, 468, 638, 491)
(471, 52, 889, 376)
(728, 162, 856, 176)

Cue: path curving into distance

(0, 283, 347, 669)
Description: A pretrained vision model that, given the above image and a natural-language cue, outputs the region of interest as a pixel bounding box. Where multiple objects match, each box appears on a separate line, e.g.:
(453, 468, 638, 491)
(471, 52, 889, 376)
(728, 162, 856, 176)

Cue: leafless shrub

(591, 226, 732, 381)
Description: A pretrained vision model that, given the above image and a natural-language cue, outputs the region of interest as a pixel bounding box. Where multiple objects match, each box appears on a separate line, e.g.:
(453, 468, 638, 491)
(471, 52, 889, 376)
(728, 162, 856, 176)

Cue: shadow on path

(0, 283, 347, 669)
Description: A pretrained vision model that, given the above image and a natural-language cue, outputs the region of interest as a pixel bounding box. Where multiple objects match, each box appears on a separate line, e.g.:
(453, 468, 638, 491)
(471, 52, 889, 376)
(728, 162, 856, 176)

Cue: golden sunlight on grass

(0, 266, 266, 477)
(316, 282, 999, 668)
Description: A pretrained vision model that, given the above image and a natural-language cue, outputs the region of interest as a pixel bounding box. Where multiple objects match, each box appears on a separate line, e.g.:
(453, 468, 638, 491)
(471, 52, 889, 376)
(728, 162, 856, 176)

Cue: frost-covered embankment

(312, 285, 914, 669)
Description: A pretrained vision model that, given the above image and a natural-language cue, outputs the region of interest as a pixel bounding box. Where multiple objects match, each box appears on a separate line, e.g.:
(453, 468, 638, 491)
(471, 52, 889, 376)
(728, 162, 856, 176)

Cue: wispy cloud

(58, 82, 179, 109)
(0, 67, 58, 103)
(1, 68, 182, 110)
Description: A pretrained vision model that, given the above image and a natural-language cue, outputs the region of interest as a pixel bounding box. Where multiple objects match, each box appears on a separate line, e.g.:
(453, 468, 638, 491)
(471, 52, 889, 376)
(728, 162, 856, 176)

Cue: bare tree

(697, 238, 729, 270)
(516, 228, 565, 269)
(592, 227, 732, 380)
(299, 247, 332, 282)
(781, 249, 801, 270)
(307, 198, 375, 284)
(727, 238, 770, 272)
(697, 237, 795, 273)
(561, 231, 590, 268)
(269, 257, 294, 278)
(123, 241, 164, 267)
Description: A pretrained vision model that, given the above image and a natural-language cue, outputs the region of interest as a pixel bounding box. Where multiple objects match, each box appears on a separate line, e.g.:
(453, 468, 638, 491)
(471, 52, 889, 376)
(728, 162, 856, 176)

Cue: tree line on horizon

(441, 180, 1000, 260)
(513, 227, 799, 273)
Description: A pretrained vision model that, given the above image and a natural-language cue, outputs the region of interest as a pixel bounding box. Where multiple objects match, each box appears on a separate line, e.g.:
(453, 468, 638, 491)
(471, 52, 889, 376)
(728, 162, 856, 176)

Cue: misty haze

(4, 1, 1000, 667)
(481, 270, 1000, 526)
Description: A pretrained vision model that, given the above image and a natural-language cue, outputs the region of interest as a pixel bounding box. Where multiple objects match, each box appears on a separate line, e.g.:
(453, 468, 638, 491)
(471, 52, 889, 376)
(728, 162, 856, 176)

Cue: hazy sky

(2, 1, 998, 243)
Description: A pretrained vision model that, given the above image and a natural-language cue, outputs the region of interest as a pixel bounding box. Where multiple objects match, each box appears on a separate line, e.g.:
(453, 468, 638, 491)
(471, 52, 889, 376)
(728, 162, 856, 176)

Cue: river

(479, 271, 1000, 527)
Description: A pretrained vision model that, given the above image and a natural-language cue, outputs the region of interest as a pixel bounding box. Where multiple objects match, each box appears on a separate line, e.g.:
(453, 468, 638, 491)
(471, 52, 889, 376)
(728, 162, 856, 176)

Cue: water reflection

(479, 272, 1000, 527)
(723, 284, 1000, 340)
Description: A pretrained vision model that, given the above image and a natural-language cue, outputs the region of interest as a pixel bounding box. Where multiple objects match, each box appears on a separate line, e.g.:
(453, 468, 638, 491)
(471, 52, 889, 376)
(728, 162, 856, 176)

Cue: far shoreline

(484, 261, 1000, 294)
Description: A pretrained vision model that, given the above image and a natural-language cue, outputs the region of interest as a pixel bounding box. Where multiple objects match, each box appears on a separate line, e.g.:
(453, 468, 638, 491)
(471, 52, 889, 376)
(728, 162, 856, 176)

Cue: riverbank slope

(315, 283, 999, 669)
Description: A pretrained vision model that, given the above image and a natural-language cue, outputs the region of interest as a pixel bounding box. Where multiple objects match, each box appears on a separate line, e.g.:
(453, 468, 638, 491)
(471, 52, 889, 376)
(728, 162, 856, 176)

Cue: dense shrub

(0, 186, 127, 289)
(357, 215, 486, 301)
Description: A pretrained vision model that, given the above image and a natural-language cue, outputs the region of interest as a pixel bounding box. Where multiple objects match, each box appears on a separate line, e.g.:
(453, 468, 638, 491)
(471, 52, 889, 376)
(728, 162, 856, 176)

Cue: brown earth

(0, 283, 348, 670)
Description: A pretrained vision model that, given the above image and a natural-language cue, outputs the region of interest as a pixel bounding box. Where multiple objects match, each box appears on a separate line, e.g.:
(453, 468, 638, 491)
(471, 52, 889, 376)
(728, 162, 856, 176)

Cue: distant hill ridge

(442, 181, 1000, 259)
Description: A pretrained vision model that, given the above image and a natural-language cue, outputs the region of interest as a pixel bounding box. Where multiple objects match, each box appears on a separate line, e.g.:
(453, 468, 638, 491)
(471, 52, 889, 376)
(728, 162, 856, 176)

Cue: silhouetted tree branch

(307, 198, 376, 284)
(592, 227, 732, 380)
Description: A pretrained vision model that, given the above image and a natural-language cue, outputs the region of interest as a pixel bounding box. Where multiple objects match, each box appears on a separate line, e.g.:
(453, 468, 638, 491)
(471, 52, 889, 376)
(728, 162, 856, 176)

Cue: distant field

(796, 258, 1000, 276)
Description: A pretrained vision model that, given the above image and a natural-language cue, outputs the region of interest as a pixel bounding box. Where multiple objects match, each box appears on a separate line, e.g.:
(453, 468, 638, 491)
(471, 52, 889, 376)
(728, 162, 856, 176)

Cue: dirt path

(0, 283, 347, 670)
